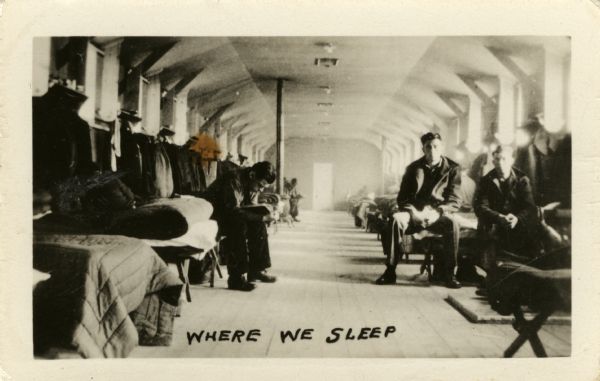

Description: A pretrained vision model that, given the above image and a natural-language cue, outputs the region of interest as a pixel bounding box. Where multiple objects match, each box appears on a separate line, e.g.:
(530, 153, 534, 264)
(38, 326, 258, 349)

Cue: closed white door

(313, 162, 333, 210)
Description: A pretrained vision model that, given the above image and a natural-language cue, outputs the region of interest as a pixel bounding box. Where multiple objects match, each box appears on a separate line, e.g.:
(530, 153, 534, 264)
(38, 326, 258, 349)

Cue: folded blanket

(34, 205, 189, 240)
(144, 220, 218, 251)
(144, 197, 213, 226)
(34, 197, 215, 247)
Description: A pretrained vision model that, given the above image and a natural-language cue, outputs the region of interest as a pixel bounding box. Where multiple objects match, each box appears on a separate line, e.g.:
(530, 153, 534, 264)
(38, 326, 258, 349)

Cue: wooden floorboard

(130, 210, 570, 358)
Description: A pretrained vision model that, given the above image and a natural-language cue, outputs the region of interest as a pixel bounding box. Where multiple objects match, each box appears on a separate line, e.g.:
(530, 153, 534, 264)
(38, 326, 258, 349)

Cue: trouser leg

(220, 216, 250, 276)
(386, 211, 411, 267)
(289, 199, 299, 218)
(428, 215, 460, 276)
(380, 219, 392, 256)
(246, 220, 272, 274)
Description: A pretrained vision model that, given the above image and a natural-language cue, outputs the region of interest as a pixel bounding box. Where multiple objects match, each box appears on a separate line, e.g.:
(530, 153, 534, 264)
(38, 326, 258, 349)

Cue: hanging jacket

(32, 91, 94, 190)
(165, 143, 182, 195)
(117, 124, 144, 196)
(154, 141, 174, 198)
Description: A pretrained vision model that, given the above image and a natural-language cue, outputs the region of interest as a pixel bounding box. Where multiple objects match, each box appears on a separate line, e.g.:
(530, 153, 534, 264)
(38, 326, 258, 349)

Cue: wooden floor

(130, 210, 571, 358)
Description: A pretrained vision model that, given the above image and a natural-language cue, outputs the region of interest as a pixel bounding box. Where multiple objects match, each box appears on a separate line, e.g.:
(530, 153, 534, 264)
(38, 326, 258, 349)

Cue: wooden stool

(155, 244, 224, 303)
(487, 263, 571, 357)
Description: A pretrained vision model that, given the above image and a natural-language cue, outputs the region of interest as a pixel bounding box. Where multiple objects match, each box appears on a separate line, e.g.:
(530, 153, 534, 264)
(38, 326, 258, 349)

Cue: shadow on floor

(337, 272, 432, 287)
(336, 255, 426, 266)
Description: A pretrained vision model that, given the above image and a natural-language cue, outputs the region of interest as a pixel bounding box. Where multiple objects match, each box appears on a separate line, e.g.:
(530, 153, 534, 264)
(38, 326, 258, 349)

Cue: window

(140, 76, 149, 126)
(94, 49, 104, 114)
(514, 82, 524, 128)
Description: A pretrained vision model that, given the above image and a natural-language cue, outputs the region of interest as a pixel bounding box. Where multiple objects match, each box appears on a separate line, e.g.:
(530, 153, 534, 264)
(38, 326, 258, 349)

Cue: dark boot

(375, 266, 397, 285)
(227, 274, 256, 291)
(444, 272, 462, 289)
(456, 264, 485, 285)
(248, 270, 277, 283)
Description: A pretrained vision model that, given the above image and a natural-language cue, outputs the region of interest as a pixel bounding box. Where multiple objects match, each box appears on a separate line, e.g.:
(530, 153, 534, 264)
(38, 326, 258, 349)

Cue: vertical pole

(276, 78, 285, 193)
(381, 135, 387, 194)
(497, 76, 515, 144)
(237, 134, 243, 155)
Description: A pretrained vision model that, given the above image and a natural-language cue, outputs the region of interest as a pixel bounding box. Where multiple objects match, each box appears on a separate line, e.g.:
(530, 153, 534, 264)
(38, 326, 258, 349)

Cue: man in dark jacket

(202, 161, 278, 291)
(473, 145, 540, 269)
(376, 132, 463, 288)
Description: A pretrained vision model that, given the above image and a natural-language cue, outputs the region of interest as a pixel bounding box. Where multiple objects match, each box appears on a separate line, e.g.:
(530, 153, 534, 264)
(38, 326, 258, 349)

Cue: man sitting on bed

(473, 145, 541, 280)
(202, 161, 278, 291)
(376, 132, 463, 288)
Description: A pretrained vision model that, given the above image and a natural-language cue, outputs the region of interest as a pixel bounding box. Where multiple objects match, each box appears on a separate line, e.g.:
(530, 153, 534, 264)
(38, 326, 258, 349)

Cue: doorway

(312, 162, 333, 210)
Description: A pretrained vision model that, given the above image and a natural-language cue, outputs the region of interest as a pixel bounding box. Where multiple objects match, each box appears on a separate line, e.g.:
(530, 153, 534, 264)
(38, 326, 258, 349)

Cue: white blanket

(144, 220, 218, 251)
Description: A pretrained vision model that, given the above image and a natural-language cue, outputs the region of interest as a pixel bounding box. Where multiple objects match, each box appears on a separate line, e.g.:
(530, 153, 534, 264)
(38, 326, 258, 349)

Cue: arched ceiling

(95, 36, 570, 149)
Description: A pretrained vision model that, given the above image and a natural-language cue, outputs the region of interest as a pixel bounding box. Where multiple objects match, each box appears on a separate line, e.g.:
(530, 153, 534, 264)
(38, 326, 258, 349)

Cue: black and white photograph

(2, 1, 600, 380)
(29, 35, 572, 359)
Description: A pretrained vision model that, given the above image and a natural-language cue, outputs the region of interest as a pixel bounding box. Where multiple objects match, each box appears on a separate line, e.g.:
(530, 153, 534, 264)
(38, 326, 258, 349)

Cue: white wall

(265, 137, 383, 210)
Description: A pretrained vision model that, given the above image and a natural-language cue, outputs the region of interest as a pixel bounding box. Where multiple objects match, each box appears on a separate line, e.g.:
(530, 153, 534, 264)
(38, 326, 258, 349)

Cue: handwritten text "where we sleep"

(186, 326, 397, 345)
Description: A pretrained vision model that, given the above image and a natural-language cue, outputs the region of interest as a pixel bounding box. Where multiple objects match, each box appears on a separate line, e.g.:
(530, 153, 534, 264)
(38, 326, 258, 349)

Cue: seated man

(202, 161, 278, 291)
(473, 145, 540, 273)
(376, 132, 463, 288)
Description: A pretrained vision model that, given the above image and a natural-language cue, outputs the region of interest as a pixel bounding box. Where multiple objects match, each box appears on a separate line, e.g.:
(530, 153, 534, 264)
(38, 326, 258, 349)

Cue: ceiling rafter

(198, 103, 234, 134)
(435, 91, 469, 117)
(118, 41, 178, 95)
(165, 69, 204, 96)
(486, 47, 541, 90)
(456, 74, 496, 106)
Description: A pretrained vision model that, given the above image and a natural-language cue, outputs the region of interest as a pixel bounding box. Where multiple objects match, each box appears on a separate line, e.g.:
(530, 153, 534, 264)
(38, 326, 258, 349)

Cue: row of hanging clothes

(114, 114, 242, 202)
(116, 119, 206, 199)
(32, 85, 241, 207)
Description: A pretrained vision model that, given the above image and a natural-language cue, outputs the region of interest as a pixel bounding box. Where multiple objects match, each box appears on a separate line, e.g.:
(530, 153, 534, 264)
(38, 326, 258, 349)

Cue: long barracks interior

(31, 36, 571, 359)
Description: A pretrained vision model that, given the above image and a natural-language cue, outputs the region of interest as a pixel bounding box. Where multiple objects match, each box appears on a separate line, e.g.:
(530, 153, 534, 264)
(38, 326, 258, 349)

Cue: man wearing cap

(202, 161, 278, 291)
(376, 132, 463, 288)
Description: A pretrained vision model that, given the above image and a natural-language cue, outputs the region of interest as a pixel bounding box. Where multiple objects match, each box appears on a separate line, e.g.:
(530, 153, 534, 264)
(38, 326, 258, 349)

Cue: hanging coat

(154, 142, 174, 198)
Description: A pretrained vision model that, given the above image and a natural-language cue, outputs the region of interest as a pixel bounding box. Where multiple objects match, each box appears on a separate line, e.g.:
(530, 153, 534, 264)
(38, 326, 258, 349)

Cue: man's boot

(248, 270, 277, 283)
(444, 268, 462, 289)
(227, 274, 256, 291)
(375, 265, 397, 285)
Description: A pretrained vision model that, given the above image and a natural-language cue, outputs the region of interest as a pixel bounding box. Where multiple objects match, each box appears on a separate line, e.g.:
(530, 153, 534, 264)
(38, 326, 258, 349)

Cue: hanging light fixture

(316, 42, 336, 53)
(320, 85, 332, 95)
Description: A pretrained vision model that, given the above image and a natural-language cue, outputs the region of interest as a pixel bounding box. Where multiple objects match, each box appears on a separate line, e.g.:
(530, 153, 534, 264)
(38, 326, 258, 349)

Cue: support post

(381, 135, 387, 194)
(497, 76, 516, 144)
(276, 78, 285, 193)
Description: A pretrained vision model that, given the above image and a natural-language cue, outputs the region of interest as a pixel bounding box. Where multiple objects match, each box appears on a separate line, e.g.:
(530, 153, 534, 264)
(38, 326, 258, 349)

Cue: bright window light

(515, 128, 531, 147)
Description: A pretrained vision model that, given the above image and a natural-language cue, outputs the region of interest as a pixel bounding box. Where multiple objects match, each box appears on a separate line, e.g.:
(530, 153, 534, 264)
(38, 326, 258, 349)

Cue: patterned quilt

(33, 234, 182, 358)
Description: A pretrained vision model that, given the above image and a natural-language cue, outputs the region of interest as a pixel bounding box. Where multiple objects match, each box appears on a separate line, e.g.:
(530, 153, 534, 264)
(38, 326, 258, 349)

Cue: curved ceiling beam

(163, 69, 204, 96)
(456, 73, 497, 106)
(435, 91, 469, 117)
(118, 40, 179, 94)
(198, 103, 234, 134)
(189, 78, 255, 106)
(486, 46, 541, 90)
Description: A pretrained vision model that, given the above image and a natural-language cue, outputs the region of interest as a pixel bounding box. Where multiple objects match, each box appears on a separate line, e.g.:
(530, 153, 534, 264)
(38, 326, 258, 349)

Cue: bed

(33, 234, 183, 358)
